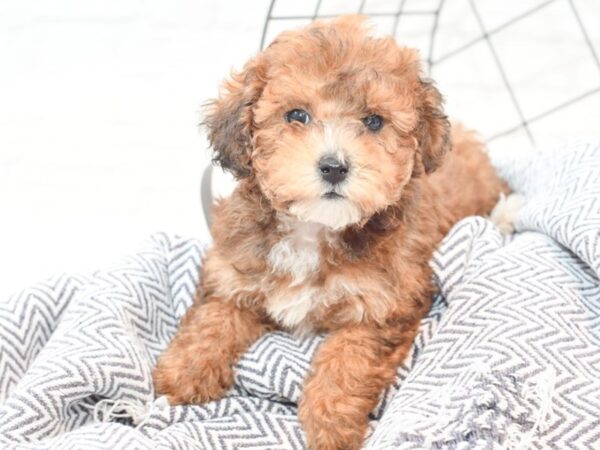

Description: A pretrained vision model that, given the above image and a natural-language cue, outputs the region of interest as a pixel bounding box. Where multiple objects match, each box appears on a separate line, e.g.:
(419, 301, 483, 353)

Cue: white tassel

(83, 395, 170, 429)
(512, 367, 556, 450)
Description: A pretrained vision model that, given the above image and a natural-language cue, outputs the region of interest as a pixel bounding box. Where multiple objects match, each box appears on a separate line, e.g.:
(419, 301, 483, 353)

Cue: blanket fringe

(83, 396, 169, 429)
(507, 366, 556, 450)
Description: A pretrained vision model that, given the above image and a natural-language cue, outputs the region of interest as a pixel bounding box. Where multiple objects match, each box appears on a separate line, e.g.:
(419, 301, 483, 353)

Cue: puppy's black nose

(318, 156, 348, 185)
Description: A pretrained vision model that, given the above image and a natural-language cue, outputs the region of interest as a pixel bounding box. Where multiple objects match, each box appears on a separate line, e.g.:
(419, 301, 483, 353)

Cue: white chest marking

(265, 280, 364, 335)
(267, 286, 319, 332)
(266, 218, 327, 333)
(267, 219, 323, 286)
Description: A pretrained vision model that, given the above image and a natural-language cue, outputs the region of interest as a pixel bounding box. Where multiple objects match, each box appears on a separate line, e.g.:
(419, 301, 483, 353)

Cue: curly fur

(154, 16, 508, 450)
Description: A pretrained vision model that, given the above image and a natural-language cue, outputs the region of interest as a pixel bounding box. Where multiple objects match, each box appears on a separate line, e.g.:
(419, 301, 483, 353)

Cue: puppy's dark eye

(362, 114, 383, 132)
(285, 109, 311, 125)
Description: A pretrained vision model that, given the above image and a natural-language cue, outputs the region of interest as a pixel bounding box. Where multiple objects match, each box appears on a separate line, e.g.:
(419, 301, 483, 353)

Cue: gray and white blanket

(1, 141, 599, 449)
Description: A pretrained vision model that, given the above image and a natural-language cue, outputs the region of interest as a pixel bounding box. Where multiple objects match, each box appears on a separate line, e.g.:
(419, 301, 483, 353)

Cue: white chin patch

(288, 198, 362, 230)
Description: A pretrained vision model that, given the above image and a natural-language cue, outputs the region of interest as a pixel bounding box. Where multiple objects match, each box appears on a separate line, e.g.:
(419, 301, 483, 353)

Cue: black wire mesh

(259, 0, 600, 146)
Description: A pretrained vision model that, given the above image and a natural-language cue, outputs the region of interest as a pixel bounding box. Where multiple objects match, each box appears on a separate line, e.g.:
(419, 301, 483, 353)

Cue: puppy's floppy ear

(416, 79, 451, 174)
(203, 56, 267, 178)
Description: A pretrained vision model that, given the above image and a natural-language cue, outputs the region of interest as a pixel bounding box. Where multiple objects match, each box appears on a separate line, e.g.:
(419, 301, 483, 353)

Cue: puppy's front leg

(153, 298, 272, 404)
(299, 321, 417, 450)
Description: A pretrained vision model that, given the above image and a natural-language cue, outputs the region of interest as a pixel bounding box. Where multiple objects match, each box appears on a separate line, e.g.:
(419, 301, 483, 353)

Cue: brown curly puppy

(154, 16, 508, 450)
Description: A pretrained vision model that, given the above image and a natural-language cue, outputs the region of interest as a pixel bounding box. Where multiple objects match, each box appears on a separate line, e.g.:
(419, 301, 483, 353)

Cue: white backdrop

(0, 1, 269, 297)
(1, 0, 599, 298)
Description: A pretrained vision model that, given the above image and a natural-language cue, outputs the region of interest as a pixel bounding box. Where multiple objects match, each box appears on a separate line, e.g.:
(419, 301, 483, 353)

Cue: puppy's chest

(267, 221, 324, 286)
(264, 221, 361, 333)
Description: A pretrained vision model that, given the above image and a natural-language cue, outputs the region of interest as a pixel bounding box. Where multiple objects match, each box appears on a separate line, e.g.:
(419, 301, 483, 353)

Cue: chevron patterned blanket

(1, 141, 599, 449)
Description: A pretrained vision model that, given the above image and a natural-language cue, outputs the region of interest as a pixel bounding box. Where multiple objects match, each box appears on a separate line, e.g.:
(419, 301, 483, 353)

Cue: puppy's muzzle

(318, 155, 348, 185)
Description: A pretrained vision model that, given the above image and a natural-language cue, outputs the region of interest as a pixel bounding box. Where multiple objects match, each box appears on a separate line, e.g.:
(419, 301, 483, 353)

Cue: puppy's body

(202, 125, 502, 337)
(154, 17, 507, 450)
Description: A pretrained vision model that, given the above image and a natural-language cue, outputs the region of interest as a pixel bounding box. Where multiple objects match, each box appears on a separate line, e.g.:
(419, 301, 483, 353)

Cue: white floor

(1, 0, 599, 298)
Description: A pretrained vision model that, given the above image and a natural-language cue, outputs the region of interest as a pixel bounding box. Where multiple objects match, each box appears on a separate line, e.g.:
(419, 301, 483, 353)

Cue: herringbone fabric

(368, 140, 600, 449)
(1, 141, 599, 449)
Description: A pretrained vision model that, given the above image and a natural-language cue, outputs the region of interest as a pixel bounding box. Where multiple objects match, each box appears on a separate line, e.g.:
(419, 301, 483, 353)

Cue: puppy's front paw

(299, 385, 368, 450)
(152, 300, 273, 405)
(153, 353, 233, 405)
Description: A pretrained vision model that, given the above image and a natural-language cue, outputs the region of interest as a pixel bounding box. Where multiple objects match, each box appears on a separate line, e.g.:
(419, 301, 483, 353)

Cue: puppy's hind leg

(489, 192, 526, 235)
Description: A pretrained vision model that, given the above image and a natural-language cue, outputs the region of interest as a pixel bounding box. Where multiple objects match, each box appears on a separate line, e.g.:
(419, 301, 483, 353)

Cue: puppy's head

(204, 16, 450, 230)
